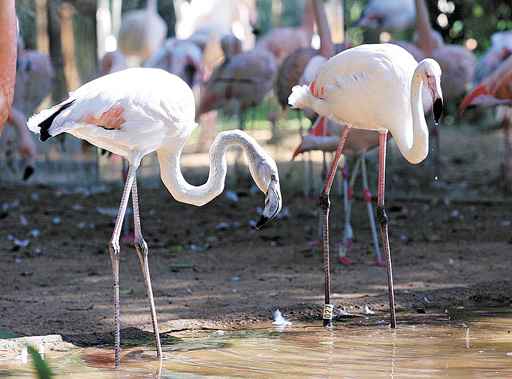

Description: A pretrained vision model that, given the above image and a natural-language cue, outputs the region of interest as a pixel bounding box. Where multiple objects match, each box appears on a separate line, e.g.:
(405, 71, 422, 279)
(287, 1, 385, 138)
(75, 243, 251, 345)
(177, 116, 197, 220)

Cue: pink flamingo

(144, 38, 203, 88)
(117, 0, 167, 65)
(357, 0, 415, 31)
(28, 68, 282, 366)
(255, 0, 315, 65)
(289, 43, 443, 328)
(198, 36, 277, 127)
(460, 54, 512, 191)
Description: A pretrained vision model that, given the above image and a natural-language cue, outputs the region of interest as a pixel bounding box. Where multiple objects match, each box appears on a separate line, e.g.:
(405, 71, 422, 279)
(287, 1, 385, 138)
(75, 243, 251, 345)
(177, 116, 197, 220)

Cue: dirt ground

(0, 126, 511, 347)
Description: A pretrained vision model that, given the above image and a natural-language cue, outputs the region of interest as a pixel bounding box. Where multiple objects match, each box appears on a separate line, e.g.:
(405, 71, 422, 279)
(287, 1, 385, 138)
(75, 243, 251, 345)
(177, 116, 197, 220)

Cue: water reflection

(1, 309, 512, 378)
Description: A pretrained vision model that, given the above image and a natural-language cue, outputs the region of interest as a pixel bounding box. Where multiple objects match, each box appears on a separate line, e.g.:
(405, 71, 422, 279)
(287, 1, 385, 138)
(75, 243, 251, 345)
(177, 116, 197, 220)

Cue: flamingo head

(459, 84, 490, 115)
(292, 139, 306, 160)
(420, 58, 444, 124)
(291, 117, 329, 160)
(253, 152, 282, 230)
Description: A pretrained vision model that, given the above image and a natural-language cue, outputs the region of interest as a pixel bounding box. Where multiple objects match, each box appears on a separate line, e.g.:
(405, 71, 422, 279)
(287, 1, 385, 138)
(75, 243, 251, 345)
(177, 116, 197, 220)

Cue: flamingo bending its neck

(28, 68, 282, 367)
(289, 43, 443, 328)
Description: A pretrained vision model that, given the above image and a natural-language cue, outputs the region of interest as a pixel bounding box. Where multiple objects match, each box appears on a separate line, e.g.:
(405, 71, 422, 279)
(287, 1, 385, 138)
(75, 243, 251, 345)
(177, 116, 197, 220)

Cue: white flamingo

(289, 43, 443, 328)
(357, 0, 416, 31)
(27, 68, 282, 367)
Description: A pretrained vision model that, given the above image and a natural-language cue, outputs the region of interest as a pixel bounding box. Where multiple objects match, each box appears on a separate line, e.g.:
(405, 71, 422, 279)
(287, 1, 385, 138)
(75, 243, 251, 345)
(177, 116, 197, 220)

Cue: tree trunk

(47, 0, 69, 103)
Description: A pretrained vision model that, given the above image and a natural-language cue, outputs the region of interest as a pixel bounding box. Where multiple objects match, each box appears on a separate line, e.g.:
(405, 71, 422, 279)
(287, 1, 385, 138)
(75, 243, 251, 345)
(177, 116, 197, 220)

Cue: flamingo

(144, 38, 203, 88)
(0, 0, 17, 134)
(198, 36, 277, 127)
(357, 0, 415, 32)
(99, 50, 128, 76)
(292, 117, 383, 267)
(255, 0, 315, 65)
(289, 43, 443, 328)
(117, 0, 167, 66)
(4, 33, 55, 180)
(27, 68, 282, 366)
(460, 54, 512, 190)
(474, 31, 512, 83)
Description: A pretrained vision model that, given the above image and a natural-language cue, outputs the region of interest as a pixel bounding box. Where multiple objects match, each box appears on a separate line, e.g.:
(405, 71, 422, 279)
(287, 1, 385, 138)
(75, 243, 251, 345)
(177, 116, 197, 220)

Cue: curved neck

(312, 0, 333, 57)
(396, 63, 429, 164)
(147, 0, 157, 13)
(157, 130, 263, 206)
(303, 0, 316, 36)
(415, 0, 435, 56)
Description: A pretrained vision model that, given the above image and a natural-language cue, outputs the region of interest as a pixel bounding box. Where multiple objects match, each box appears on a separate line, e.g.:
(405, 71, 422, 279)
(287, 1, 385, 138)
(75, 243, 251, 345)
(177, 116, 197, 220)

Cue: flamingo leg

(376, 131, 397, 328)
(431, 125, 441, 180)
(319, 127, 350, 327)
(108, 164, 137, 367)
(338, 158, 355, 266)
(503, 115, 512, 191)
(361, 151, 383, 266)
(131, 177, 162, 360)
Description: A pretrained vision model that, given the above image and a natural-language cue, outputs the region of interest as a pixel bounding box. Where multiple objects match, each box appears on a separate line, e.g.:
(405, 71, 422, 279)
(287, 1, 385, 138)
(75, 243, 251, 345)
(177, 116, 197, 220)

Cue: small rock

(364, 305, 375, 315)
(450, 210, 461, 219)
(14, 239, 30, 248)
(216, 222, 230, 231)
(272, 309, 291, 326)
(225, 191, 239, 203)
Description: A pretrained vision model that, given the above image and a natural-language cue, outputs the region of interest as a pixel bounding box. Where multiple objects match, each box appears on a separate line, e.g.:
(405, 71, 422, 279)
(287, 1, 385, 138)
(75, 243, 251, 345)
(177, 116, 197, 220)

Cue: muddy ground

(0, 126, 511, 347)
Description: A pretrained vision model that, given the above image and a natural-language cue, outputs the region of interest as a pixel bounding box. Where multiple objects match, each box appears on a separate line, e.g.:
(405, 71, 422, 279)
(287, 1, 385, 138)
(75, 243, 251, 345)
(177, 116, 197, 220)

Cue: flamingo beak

(459, 84, 489, 115)
(428, 77, 443, 125)
(256, 176, 282, 230)
(291, 142, 304, 160)
(22, 165, 34, 181)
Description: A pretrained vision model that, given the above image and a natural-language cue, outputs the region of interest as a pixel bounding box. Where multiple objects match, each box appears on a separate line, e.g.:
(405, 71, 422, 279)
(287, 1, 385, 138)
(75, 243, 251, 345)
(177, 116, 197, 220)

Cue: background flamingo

(289, 43, 443, 328)
(460, 54, 512, 191)
(28, 68, 282, 367)
(117, 0, 167, 66)
(3, 33, 54, 180)
(357, 0, 416, 32)
(198, 36, 277, 128)
(255, 0, 315, 65)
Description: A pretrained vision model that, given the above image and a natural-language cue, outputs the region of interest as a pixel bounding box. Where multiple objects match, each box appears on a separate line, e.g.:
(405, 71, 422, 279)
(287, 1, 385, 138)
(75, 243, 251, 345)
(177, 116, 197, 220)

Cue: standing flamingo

(357, 0, 415, 32)
(0, 0, 17, 134)
(289, 43, 443, 328)
(198, 36, 277, 127)
(460, 54, 512, 191)
(255, 0, 315, 65)
(28, 68, 282, 366)
(118, 0, 167, 65)
(144, 38, 203, 88)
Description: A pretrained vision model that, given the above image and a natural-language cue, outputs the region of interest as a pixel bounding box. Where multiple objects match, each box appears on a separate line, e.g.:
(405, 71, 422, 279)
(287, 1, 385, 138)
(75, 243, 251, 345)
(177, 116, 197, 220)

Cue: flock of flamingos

(1, 0, 512, 368)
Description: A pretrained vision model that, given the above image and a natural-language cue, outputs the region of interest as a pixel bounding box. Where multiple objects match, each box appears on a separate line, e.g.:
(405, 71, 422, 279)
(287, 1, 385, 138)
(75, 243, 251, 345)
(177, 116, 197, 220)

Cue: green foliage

(27, 346, 54, 379)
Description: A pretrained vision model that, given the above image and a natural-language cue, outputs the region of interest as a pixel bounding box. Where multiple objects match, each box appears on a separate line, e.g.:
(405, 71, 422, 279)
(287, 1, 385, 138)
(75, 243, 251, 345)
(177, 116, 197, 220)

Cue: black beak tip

(256, 216, 269, 230)
(433, 98, 443, 124)
(22, 165, 35, 181)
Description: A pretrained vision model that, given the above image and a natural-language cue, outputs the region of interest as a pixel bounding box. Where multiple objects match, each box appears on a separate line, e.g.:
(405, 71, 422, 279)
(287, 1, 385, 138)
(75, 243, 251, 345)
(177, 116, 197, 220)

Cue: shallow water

(2, 309, 512, 378)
